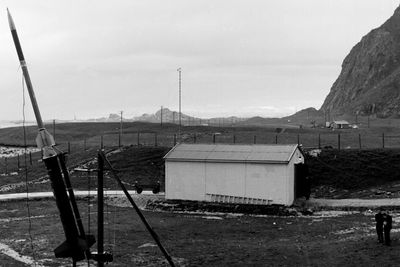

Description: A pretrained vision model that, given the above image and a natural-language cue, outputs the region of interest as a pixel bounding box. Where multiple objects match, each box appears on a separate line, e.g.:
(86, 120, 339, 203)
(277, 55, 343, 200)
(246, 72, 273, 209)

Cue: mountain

(321, 5, 400, 118)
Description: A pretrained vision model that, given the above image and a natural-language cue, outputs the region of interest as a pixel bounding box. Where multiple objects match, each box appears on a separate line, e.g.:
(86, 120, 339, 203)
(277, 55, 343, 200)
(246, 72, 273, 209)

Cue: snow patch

(0, 242, 45, 267)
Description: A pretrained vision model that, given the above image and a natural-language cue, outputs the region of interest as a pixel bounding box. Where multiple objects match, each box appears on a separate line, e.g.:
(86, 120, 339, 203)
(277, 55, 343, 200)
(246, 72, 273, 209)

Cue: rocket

(7, 8, 55, 153)
(7, 9, 94, 263)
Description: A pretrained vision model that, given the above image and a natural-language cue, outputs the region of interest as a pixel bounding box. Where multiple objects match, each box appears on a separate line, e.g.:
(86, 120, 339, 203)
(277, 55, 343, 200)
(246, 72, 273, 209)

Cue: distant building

(164, 144, 308, 206)
(331, 120, 350, 129)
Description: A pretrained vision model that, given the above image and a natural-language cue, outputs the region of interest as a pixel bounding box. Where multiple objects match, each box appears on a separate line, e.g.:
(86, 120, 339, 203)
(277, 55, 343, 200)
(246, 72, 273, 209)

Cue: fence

(0, 130, 399, 174)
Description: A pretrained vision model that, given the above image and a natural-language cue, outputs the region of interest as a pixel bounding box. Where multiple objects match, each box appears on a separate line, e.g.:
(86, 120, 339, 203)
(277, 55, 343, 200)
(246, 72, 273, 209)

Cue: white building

(164, 144, 305, 206)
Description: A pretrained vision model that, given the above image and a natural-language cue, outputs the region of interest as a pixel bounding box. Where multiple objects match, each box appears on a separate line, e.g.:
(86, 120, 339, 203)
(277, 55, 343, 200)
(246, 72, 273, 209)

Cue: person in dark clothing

(375, 209, 384, 243)
(383, 213, 393, 246)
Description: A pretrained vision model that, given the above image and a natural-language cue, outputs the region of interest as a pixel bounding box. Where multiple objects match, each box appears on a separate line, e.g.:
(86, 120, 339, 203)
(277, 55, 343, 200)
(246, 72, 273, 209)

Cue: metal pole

(97, 153, 104, 267)
(100, 152, 175, 267)
(177, 68, 182, 142)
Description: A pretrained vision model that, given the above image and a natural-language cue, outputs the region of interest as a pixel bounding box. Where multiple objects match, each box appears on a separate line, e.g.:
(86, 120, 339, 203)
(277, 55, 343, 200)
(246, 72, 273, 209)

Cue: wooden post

(97, 153, 105, 267)
(338, 134, 341, 150)
(118, 131, 121, 148)
(318, 134, 321, 149)
(137, 132, 140, 146)
(253, 136, 257, 144)
(213, 134, 216, 144)
(29, 151, 32, 165)
(17, 154, 20, 169)
(275, 135, 278, 144)
(193, 133, 197, 143)
(382, 133, 385, 148)
(233, 135, 236, 144)
(174, 134, 177, 145)
(154, 133, 158, 147)
(53, 119, 56, 144)
(358, 133, 361, 149)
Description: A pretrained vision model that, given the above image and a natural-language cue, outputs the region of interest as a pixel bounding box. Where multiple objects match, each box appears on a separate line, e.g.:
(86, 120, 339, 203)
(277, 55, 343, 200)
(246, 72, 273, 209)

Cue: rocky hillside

(321, 5, 400, 118)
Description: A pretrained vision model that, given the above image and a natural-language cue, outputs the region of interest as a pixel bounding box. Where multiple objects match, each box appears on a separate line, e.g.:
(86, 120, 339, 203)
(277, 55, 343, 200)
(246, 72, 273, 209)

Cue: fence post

(17, 154, 20, 169)
(53, 119, 56, 144)
(118, 131, 121, 148)
(137, 132, 140, 146)
(338, 134, 341, 150)
(154, 133, 158, 147)
(193, 133, 197, 143)
(174, 134, 177, 145)
(213, 134, 216, 144)
(233, 135, 236, 144)
(382, 133, 385, 148)
(29, 151, 32, 165)
(275, 135, 278, 144)
(358, 134, 361, 149)
(253, 136, 257, 144)
(318, 134, 321, 149)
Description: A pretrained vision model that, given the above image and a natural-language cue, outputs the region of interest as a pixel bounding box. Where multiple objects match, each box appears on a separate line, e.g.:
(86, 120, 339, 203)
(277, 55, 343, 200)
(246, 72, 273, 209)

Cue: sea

(0, 121, 35, 129)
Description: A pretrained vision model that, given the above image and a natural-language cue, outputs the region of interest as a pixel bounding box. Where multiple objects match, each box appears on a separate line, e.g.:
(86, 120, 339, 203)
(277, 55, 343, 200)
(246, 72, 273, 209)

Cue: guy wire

(22, 74, 37, 265)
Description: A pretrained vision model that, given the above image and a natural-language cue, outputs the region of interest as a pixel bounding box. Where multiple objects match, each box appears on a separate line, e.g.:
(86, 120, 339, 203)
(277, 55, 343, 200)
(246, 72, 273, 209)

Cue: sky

(0, 1, 399, 121)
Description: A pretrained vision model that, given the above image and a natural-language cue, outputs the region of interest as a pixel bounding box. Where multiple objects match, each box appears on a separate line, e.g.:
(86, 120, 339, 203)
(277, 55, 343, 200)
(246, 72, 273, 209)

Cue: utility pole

(177, 68, 182, 142)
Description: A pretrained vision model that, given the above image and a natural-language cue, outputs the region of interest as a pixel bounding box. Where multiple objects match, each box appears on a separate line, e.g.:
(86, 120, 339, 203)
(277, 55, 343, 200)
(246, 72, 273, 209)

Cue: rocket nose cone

(7, 8, 16, 31)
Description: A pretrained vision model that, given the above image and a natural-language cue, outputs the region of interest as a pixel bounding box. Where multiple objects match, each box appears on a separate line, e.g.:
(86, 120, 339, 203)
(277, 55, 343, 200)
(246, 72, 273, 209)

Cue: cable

(87, 171, 91, 267)
(22, 74, 37, 265)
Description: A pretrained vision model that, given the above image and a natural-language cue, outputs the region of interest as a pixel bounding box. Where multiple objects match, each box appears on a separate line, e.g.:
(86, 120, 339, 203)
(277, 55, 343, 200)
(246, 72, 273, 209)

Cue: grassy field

(1, 122, 400, 266)
(1, 199, 400, 266)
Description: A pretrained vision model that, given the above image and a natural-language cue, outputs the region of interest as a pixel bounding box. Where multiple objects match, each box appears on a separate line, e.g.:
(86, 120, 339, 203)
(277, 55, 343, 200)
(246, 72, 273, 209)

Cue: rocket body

(7, 9, 45, 131)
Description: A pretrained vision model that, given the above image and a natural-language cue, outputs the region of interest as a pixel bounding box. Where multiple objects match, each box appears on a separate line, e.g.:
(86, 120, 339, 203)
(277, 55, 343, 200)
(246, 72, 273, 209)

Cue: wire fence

(0, 131, 399, 174)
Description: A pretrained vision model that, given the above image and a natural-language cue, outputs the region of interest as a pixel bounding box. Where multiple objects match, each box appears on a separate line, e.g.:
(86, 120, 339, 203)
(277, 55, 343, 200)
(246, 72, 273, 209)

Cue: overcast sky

(0, 1, 399, 121)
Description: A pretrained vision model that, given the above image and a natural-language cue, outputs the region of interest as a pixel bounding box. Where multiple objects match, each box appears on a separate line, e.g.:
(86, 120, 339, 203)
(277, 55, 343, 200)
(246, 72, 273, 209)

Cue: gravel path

(0, 192, 399, 208)
(308, 198, 400, 207)
(0, 190, 162, 201)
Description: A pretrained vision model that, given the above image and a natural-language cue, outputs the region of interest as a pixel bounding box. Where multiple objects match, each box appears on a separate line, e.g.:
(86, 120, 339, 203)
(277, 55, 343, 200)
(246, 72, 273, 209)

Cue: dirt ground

(0, 199, 399, 266)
